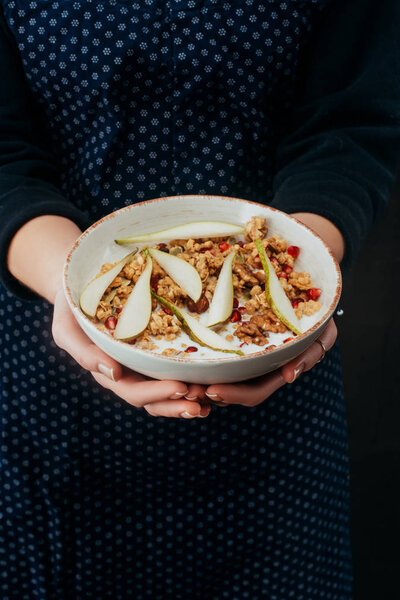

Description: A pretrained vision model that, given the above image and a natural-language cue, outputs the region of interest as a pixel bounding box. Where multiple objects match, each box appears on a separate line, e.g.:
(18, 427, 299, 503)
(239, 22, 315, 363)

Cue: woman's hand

(205, 318, 337, 407)
(52, 290, 211, 419)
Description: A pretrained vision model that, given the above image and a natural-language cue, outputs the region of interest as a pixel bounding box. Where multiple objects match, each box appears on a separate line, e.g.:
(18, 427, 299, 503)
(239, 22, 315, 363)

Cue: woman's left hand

(204, 318, 337, 407)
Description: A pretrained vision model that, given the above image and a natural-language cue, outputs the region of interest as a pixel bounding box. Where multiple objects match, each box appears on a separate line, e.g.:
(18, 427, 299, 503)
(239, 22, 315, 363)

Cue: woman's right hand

(52, 289, 211, 419)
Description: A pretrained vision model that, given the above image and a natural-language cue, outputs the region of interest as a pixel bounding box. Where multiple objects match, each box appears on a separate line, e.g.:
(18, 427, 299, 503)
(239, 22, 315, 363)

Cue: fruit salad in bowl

(63, 195, 341, 384)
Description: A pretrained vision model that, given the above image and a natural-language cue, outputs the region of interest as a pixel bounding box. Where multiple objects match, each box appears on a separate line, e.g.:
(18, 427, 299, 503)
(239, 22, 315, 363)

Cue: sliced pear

(114, 254, 153, 341)
(207, 250, 236, 327)
(148, 247, 202, 302)
(103, 288, 118, 305)
(79, 250, 137, 318)
(152, 292, 243, 355)
(255, 239, 302, 336)
(115, 221, 244, 244)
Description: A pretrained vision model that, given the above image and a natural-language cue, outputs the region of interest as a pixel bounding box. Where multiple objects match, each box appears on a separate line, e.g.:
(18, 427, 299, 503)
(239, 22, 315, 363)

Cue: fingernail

(97, 363, 115, 382)
(180, 411, 200, 419)
(169, 391, 187, 400)
(185, 395, 198, 401)
(289, 363, 304, 384)
(198, 405, 211, 418)
(205, 393, 222, 401)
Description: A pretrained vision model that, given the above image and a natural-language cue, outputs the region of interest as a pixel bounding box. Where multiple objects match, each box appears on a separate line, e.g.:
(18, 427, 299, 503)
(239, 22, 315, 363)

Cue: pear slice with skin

(114, 254, 153, 341)
(148, 247, 202, 302)
(115, 221, 244, 244)
(207, 250, 236, 327)
(152, 292, 244, 356)
(79, 250, 138, 318)
(255, 238, 302, 336)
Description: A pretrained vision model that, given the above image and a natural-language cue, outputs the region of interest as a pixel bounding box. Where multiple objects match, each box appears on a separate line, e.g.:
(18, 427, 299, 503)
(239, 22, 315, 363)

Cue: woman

(0, 0, 399, 598)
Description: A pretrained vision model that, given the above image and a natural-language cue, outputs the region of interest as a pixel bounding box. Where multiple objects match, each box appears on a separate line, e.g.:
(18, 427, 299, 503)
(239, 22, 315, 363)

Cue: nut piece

(234, 310, 287, 345)
(186, 294, 210, 314)
(235, 320, 269, 346)
(250, 311, 287, 334)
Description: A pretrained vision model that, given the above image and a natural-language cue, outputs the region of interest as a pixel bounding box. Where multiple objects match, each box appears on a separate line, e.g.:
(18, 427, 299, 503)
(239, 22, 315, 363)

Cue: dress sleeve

(272, 0, 400, 271)
(0, 7, 90, 300)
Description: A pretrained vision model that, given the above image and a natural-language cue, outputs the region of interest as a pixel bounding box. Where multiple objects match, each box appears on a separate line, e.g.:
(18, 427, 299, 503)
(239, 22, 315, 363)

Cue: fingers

(184, 383, 208, 403)
(144, 400, 211, 419)
(91, 371, 189, 407)
(53, 290, 211, 417)
(281, 319, 337, 384)
(206, 370, 286, 407)
(52, 290, 123, 381)
(206, 320, 337, 407)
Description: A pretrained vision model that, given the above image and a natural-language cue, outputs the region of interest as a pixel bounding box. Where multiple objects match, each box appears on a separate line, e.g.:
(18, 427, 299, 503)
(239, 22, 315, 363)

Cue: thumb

(52, 289, 122, 381)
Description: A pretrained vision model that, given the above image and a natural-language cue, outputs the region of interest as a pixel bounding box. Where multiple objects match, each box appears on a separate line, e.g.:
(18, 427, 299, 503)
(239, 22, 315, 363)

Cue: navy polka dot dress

(0, 1, 352, 598)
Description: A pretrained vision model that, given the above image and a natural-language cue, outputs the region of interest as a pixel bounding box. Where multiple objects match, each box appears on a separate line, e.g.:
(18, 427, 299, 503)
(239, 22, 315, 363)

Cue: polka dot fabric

(0, 1, 352, 598)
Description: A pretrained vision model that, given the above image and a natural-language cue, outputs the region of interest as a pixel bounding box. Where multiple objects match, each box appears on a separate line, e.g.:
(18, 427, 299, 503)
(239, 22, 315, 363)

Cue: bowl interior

(64, 195, 341, 361)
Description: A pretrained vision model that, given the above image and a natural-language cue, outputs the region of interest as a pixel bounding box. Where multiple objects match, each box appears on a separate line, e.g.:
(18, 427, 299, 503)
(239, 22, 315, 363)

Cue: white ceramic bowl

(63, 195, 341, 384)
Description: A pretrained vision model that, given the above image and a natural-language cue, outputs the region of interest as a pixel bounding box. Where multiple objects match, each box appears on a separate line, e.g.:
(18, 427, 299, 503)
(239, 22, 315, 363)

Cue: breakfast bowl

(63, 195, 341, 384)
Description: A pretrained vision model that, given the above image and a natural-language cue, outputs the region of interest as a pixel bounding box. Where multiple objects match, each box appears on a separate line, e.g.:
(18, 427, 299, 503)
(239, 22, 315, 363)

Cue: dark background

(338, 174, 400, 599)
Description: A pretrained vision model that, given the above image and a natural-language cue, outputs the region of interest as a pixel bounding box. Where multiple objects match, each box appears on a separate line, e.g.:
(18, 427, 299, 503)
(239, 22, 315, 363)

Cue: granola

(89, 216, 322, 355)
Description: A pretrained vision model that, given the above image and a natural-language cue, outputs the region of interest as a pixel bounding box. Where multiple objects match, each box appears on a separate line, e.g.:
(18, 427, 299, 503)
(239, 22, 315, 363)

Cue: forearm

(7, 215, 82, 304)
(290, 212, 345, 265)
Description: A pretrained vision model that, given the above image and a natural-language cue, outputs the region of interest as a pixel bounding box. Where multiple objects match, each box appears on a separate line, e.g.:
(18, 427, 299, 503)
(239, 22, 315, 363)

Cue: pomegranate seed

(283, 265, 293, 274)
(230, 309, 242, 323)
(278, 272, 288, 279)
(150, 274, 160, 290)
(219, 241, 230, 252)
(266, 344, 276, 351)
(116, 306, 123, 313)
(254, 256, 262, 267)
(157, 243, 169, 253)
(240, 342, 248, 348)
(185, 346, 198, 353)
(291, 298, 304, 309)
(283, 337, 294, 343)
(307, 288, 321, 301)
(233, 297, 239, 308)
(105, 316, 117, 330)
(287, 245, 300, 258)
(238, 306, 246, 313)
(237, 241, 244, 248)
(162, 306, 173, 316)
(270, 257, 279, 266)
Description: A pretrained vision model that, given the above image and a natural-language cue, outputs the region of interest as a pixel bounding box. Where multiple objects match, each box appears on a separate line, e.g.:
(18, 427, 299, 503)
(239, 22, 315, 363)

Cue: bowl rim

(63, 194, 342, 364)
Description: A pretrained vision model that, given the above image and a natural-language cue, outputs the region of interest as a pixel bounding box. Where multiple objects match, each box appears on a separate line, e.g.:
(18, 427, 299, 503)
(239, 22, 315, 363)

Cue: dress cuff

(272, 171, 376, 272)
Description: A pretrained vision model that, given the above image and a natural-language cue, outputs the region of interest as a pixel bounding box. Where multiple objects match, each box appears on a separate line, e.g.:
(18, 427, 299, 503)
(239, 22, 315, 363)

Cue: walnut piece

(235, 320, 269, 346)
(250, 311, 287, 334)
